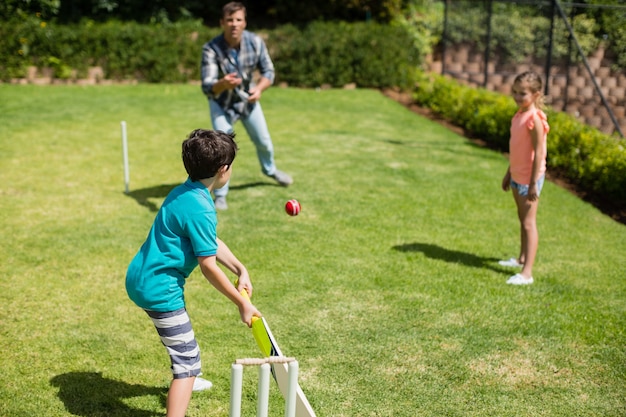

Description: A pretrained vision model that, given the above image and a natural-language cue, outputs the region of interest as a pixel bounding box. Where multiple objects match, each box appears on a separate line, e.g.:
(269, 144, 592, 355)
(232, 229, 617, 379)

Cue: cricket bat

(239, 289, 317, 417)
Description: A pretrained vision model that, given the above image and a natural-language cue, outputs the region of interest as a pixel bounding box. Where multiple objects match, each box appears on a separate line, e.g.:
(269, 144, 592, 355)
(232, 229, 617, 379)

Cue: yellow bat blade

(238, 288, 317, 417)
(251, 317, 275, 357)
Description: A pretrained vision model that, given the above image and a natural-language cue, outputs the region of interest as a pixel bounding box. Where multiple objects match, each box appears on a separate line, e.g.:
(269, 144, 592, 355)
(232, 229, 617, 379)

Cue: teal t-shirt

(126, 178, 218, 312)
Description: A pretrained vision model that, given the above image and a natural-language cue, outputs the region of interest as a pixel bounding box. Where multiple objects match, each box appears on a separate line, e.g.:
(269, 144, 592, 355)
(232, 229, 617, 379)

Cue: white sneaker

(499, 257, 523, 268)
(506, 273, 533, 285)
(192, 377, 213, 392)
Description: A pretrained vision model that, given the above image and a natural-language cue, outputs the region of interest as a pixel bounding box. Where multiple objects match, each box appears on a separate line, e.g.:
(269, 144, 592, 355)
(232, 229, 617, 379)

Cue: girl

(500, 71, 549, 285)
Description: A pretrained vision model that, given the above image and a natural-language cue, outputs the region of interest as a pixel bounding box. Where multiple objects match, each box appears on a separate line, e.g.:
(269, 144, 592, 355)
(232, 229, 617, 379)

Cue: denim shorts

(511, 175, 545, 197)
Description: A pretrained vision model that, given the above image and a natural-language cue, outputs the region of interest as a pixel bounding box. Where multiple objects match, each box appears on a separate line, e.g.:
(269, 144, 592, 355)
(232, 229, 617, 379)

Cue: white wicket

(230, 357, 299, 417)
(120, 121, 130, 194)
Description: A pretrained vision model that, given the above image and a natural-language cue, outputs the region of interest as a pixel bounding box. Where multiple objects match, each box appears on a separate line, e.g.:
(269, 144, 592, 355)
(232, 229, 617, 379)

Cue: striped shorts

(146, 308, 202, 379)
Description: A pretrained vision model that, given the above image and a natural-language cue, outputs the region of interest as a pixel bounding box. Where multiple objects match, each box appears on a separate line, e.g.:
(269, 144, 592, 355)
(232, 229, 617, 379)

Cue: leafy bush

(0, 18, 218, 81)
(269, 22, 353, 88)
(270, 21, 422, 89)
(466, 93, 515, 147)
(85, 20, 220, 82)
(413, 71, 626, 204)
(392, 0, 444, 63)
(548, 111, 626, 197)
(413, 72, 514, 148)
(0, 19, 423, 87)
(0, 20, 30, 79)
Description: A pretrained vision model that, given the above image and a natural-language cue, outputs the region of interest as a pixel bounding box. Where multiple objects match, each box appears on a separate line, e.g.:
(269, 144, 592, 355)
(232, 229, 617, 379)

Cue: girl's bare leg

(513, 189, 539, 279)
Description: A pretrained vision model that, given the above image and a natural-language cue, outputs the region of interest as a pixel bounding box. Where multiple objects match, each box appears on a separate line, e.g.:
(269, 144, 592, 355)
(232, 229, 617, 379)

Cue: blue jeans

(209, 99, 276, 198)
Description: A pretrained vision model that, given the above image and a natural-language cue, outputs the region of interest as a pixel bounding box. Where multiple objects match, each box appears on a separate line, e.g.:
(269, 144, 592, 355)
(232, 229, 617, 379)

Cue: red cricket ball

(285, 199, 301, 216)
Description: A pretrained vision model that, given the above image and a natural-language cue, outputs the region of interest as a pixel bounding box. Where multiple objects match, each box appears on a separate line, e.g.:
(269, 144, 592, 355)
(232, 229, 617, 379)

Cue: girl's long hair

(514, 71, 545, 109)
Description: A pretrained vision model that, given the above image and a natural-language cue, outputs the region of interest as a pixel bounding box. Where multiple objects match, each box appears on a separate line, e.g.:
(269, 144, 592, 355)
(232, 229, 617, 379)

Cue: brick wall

(428, 44, 626, 137)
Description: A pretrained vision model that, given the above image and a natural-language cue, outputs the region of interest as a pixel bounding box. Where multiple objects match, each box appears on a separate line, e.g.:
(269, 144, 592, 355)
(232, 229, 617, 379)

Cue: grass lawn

(0, 84, 624, 417)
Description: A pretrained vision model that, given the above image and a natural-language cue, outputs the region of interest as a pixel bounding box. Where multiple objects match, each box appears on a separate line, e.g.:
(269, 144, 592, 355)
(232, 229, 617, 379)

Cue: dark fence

(435, 0, 626, 137)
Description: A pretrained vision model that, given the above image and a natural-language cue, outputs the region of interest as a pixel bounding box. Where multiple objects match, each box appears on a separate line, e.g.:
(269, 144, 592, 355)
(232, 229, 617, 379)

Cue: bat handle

(237, 285, 259, 323)
(234, 280, 250, 298)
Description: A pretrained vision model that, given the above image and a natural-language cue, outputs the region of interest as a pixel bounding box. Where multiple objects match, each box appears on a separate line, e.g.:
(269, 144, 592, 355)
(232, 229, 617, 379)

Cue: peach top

(509, 109, 549, 184)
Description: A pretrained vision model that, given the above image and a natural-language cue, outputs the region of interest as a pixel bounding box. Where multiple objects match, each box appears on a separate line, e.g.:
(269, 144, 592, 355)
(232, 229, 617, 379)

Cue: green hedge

(269, 21, 419, 89)
(0, 18, 423, 88)
(413, 71, 626, 204)
(0, 19, 219, 82)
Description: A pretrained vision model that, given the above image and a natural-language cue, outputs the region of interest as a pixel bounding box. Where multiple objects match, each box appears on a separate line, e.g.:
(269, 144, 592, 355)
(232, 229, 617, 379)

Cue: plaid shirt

(201, 30, 275, 121)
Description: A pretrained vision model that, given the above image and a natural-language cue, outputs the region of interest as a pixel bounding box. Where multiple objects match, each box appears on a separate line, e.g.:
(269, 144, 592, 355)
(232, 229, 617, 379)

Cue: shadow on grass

(50, 372, 166, 417)
(382, 138, 446, 147)
(392, 242, 508, 274)
(125, 181, 272, 212)
(229, 181, 272, 191)
(126, 183, 178, 212)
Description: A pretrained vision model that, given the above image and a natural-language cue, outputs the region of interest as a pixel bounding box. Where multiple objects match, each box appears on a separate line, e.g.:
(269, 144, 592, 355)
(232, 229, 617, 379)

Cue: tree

(1, 0, 61, 20)
(1, 0, 409, 24)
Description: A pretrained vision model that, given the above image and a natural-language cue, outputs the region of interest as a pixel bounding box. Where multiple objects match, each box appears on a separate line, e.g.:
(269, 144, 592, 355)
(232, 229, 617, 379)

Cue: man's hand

(246, 77, 271, 103)
(247, 86, 262, 103)
(222, 72, 242, 89)
(212, 72, 242, 95)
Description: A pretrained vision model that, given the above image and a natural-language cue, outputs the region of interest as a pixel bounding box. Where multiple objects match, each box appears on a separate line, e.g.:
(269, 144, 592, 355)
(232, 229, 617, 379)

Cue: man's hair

(222, 2, 246, 18)
(182, 129, 238, 181)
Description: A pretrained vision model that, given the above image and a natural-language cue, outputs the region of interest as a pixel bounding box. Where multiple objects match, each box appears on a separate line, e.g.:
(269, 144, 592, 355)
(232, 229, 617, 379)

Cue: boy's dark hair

(182, 129, 238, 181)
(222, 2, 246, 18)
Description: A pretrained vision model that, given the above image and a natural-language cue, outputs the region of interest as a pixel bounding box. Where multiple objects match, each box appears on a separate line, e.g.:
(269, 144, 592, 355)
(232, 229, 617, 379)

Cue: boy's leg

(166, 377, 195, 417)
(146, 308, 202, 417)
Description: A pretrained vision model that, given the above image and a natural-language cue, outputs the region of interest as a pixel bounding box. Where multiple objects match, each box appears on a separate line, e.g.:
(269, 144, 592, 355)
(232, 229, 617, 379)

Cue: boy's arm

(197, 254, 260, 327)
(215, 237, 253, 296)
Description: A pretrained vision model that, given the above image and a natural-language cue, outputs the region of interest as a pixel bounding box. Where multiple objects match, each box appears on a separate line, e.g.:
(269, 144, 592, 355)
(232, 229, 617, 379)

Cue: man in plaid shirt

(201, 1, 293, 210)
